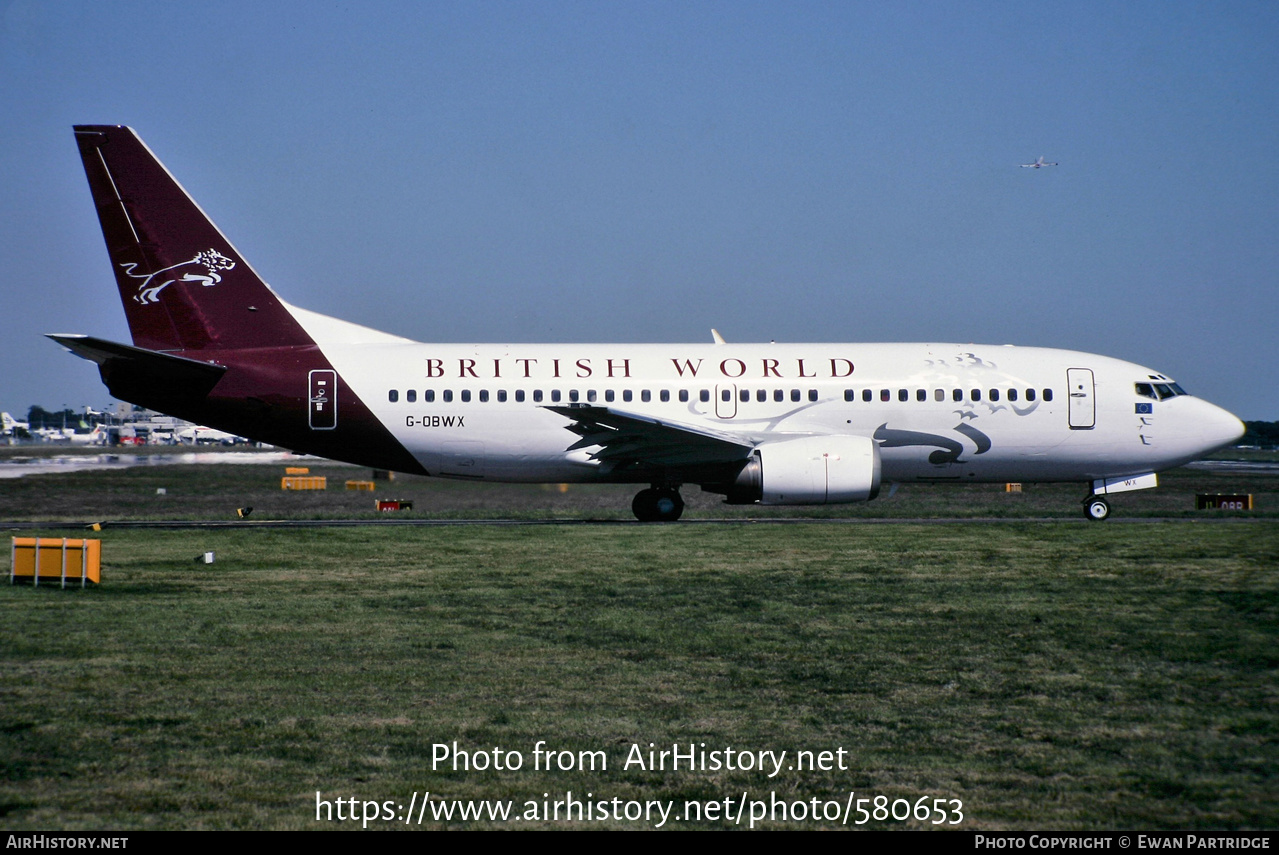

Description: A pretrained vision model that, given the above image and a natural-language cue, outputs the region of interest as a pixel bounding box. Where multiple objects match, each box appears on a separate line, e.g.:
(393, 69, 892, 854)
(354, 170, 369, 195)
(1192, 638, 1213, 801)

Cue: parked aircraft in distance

(9, 410, 105, 444)
(59, 424, 108, 445)
(1021, 156, 1059, 169)
(174, 425, 249, 445)
(52, 126, 1243, 521)
(1, 413, 30, 436)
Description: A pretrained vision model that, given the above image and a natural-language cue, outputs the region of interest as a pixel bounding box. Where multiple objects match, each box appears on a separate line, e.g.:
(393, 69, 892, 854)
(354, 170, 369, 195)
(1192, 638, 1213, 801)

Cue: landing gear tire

(632, 487, 685, 522)
(1084, 496, 1111, 522)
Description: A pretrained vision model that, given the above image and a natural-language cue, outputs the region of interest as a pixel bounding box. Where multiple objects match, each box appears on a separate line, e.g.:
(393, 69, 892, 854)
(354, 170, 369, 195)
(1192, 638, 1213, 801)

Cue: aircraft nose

(1196, 400, 1246, 455)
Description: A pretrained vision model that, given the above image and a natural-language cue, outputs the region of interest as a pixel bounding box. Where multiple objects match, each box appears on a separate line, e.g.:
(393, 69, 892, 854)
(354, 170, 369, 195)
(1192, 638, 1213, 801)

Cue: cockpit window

(1137, 381, 1189, 401)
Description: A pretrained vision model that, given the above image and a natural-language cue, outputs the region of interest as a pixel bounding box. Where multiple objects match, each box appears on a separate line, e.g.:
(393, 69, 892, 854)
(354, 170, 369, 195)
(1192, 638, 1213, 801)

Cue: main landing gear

(1083, 495, 1111, 522)
(632, 487, 685, 522)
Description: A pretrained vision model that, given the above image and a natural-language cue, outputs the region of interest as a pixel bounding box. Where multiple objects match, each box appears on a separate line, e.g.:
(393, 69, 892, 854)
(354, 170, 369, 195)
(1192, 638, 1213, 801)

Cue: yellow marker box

(11, 538, 101, 587)
(282, 476, 327, 490)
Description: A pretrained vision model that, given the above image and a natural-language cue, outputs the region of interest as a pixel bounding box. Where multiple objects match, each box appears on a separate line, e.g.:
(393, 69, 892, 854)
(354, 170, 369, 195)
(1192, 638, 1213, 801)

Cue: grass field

(1, 458, 1276, 829)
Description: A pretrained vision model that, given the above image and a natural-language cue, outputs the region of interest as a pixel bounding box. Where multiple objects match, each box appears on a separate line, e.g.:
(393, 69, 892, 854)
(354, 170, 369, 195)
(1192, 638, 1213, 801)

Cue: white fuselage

(298, 301, 1242, 490)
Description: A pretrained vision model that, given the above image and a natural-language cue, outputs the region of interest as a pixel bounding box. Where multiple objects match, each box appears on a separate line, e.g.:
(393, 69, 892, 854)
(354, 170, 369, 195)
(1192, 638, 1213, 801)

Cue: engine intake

(719, 435, 881, 505)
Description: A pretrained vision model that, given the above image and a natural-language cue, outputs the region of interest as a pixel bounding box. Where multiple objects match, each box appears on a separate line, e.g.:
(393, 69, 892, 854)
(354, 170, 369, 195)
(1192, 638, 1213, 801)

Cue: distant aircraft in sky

(1021, 156, 1058, 169)
(52, 126, 1242, 521)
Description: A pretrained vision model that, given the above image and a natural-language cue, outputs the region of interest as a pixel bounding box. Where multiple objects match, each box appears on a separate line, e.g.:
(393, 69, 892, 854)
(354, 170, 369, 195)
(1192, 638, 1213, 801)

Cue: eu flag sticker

(1136, 402, 1153, 414)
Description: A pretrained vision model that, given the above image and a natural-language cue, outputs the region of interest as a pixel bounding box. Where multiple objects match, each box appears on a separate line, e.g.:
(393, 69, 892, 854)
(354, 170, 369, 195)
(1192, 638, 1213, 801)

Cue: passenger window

(551, 390, 562, 403)
(642, 390, 652, 403)
(514, 390, 524, 403)
(990, 389, 999, 402)
(497, 390, 507, 403)
(623, 390, 633, 402)
(953, 389, 963, 402)
(916, 389, 926, 402)
(722, 389, 732, 402)
(661, 390, 671, 403)
(425, 390, 435, 403)
(809, 389, 818, 402)
(679, 390, 689, 403)
(443, 390, 453, 403)
(880, 389, 890, 402)
(388, 389, 399, 403)
(699, 390, 709, 403)
(1043, 389, 1053, 402)
(756, 389, 766, 402)
(898, 389, 908, 402)
(845, 389, 856, 402)
(588, 389, 597, 403)
(1026, 389, 1036, 402)
(971, 389, 981, 402)
(774, 389, 784, 402)
(533, 390, 543, 403)
(407, 389, 417, 403)
(461, 390, 471, 403)
(605, 390, 614, 402)
(791, 389, 801, 402)
(1007, 389, 1017, 402)
(479, 390, 488, 402)
(862, 389, 872, 403)
(740, 389, 749, 402)
(935, 389, 944, 402)
(568, 390, 579, 402)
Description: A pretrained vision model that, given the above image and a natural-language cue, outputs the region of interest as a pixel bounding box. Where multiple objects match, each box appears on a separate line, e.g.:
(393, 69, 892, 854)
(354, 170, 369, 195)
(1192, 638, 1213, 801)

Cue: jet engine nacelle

(724, 435, 882, 505)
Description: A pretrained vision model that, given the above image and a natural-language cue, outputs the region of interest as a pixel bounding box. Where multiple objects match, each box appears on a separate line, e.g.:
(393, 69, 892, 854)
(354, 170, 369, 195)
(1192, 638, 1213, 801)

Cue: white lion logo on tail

(120, 249, 236, 305)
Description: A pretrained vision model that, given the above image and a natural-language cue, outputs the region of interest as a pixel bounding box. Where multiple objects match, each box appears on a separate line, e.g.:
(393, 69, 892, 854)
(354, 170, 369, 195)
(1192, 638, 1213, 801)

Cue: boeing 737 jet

(1021, 156, 1059, 169)
(52, 126, 1243, 521)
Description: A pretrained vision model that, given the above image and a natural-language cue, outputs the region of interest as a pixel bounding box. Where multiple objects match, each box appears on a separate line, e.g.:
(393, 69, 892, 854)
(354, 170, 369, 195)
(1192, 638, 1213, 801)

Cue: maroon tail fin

(73, 126, 314, 352)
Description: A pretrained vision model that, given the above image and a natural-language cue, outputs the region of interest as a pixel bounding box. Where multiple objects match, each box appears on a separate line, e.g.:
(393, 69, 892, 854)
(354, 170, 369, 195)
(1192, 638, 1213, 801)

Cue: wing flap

(545, 405, 753, 472)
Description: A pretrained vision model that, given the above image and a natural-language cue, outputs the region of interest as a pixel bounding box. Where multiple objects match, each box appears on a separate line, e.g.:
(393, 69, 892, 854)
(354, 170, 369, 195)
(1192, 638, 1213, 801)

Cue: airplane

(174, 425, 248, 445)
(1021, 156, 1058, 169)
(62, 424, 108, 446)
(18, 409, 101, 444)
(1, 412, 30, 436)
(51, 126, 1243, 522)
(29, 422, 105, 445)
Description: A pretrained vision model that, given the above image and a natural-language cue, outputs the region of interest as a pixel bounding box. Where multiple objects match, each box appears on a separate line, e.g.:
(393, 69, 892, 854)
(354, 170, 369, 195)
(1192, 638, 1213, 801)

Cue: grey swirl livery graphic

(120, 249, 236, 304)
(873, 422, 992, 465)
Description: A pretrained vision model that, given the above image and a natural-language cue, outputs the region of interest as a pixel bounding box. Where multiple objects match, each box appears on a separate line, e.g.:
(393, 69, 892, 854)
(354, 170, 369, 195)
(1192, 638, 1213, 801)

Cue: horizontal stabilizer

(47, 334, 227, 407)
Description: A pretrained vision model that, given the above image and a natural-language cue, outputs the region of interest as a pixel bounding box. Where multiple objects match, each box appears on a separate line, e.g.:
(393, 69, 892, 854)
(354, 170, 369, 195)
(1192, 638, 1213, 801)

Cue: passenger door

(1067, 368, 1095, 430)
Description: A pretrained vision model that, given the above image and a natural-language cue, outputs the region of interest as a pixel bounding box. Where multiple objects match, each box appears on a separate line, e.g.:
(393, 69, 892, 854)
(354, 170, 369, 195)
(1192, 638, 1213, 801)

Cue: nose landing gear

(1083, 495, 1111, 521)
(632, 487, 685, 522)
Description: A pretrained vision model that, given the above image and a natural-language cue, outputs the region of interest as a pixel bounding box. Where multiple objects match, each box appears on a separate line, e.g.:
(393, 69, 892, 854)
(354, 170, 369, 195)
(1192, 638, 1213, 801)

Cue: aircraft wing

(544, 405, 754, 471)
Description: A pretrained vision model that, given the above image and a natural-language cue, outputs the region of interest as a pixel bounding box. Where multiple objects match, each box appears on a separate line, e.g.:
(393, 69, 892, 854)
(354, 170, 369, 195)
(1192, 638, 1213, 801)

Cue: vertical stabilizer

(73, 126, 313, 352)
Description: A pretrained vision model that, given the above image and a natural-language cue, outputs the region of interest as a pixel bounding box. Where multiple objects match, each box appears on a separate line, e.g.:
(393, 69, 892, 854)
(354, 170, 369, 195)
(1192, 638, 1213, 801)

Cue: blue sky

(2, 0, 1275, 420)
